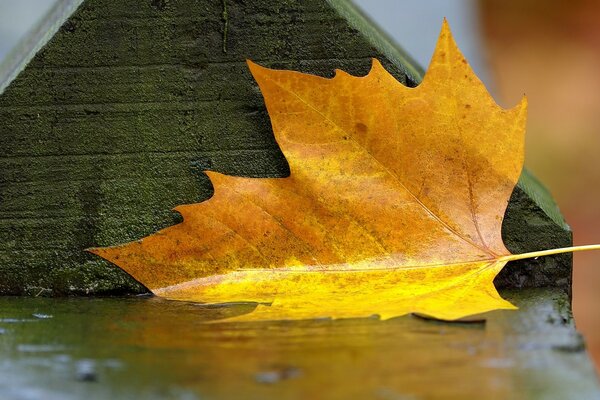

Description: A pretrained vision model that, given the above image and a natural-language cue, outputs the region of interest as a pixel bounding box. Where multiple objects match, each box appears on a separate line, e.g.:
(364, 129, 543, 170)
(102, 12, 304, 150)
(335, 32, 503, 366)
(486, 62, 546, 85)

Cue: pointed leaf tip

(434, 18, 463, 60)
(516, 94, 528, 112)
(246, 59, 269, 79)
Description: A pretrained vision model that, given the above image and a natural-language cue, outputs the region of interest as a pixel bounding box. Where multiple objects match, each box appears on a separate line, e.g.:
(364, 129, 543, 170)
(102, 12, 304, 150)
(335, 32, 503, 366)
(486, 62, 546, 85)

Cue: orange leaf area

(90, 20, 590, 322)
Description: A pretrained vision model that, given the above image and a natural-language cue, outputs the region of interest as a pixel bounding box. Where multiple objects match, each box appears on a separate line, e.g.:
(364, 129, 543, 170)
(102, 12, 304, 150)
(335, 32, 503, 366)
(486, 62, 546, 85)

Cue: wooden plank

(0, 0, 572, 294)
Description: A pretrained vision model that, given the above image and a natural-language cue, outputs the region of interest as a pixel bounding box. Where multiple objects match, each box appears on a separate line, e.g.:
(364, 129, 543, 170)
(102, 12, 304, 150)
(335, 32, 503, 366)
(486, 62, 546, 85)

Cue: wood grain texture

(0, 0, 571, 295)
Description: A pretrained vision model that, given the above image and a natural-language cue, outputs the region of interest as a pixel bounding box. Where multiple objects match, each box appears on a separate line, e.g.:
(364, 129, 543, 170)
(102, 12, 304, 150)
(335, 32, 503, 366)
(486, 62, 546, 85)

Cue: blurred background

(1, 0, 599, 369)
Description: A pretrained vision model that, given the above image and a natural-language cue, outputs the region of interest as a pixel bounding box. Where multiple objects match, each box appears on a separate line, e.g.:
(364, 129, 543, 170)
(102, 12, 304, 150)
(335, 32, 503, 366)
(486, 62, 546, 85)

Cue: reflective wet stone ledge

(0, 288, 598, 400)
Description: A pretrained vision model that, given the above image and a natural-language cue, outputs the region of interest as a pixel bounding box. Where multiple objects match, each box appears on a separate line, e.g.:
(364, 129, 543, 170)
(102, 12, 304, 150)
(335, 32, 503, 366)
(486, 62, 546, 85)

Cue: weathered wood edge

(0, 0, 84, 95)
(518, 169, 569, 230)
(327, 0, 424, 84)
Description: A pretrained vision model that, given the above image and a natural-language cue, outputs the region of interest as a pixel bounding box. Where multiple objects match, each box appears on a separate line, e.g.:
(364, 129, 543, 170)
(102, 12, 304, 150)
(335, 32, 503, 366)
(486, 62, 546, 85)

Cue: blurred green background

(1, 0, 599, 370)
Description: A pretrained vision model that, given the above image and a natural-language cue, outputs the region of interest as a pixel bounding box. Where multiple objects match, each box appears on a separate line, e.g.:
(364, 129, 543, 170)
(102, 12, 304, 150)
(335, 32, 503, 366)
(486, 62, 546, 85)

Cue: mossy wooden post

(0, 0, 571, 295)
(0, 0, 598, 396)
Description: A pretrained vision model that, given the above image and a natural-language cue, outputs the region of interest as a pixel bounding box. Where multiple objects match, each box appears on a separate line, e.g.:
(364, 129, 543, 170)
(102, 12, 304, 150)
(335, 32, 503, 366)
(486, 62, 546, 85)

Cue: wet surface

(0, 288, 598, 399)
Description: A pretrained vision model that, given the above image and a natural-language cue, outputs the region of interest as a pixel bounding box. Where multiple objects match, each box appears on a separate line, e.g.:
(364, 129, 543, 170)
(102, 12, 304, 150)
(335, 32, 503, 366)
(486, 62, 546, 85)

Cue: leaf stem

(499, 244, 600, 262)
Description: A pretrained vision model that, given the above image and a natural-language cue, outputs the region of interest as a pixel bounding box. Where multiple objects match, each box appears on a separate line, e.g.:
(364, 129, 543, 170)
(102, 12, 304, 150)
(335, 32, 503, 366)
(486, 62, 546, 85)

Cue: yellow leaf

(89, 20, 597, 322)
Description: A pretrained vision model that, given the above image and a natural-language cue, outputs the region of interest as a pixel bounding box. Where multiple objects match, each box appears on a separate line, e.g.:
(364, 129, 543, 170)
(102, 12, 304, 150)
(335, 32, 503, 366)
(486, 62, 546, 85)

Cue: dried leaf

(90, 20, 594, 322)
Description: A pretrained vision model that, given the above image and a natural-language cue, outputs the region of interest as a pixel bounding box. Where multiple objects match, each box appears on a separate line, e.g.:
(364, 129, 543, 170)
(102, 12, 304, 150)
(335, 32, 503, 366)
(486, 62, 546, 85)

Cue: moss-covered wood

(0, 0, 571, 295)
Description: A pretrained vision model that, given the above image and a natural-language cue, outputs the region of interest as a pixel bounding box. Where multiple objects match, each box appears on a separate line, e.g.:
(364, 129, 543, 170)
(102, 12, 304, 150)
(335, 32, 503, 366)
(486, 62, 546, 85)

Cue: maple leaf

(90, 20, 597, 322)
